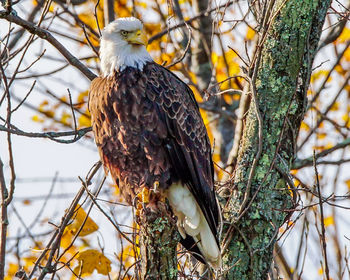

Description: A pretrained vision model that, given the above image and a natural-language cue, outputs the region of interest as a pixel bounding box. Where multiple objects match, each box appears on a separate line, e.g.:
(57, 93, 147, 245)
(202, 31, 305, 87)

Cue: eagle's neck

(100, 39, 152, 77)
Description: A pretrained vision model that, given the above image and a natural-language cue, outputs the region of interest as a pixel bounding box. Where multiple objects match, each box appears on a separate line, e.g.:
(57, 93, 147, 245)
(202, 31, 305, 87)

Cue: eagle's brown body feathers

(89, 62, 219, 263)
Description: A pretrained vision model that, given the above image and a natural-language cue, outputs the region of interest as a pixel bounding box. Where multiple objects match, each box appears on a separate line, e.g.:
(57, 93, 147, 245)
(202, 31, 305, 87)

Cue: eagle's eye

(121, 30, 128, 37)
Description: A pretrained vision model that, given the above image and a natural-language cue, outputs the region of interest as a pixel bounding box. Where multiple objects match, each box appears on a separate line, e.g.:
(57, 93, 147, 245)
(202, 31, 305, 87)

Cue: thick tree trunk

(221, 1, 331, 279)
(138, 193, 180, 280)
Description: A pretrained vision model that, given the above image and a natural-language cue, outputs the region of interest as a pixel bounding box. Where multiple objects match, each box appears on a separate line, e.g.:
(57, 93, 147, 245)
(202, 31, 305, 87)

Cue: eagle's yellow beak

(127, 29, 148, 46)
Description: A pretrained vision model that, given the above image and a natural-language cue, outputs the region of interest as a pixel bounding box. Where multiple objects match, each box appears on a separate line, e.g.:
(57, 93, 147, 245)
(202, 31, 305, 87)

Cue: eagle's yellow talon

(152, 181, 160, 193)
(137, 187, 150, 204)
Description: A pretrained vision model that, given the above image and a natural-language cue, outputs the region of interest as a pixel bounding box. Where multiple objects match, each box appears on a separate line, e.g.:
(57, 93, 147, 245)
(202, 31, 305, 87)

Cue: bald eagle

(88, 17, 221, 268)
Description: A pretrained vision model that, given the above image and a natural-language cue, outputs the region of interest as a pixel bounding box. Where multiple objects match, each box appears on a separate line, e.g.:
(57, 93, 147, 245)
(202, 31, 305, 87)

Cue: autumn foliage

(0, 0, 350, 279)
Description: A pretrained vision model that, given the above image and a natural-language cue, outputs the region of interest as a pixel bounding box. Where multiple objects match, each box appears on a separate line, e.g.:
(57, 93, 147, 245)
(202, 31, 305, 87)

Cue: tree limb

(0, 11, 97, 81)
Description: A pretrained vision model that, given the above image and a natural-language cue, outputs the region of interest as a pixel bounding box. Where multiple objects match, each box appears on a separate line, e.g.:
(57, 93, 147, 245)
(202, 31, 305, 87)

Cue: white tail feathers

(167, 184, 221, 269)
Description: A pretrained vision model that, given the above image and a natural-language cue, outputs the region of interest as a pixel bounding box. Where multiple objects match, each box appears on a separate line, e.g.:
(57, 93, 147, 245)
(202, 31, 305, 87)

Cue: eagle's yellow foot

(135, 187, 150, 217)
(151, 181, 160, 193)
(137, 187, 150, 204)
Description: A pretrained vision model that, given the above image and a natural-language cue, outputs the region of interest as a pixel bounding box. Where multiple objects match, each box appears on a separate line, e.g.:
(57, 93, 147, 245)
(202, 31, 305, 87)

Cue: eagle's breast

(89, 66, 172, 203)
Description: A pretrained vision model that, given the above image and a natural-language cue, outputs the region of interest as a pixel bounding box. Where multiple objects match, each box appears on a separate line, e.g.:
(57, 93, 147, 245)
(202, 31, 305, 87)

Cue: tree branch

(293, 138, 350, 169)
(0, 11, 97, 81)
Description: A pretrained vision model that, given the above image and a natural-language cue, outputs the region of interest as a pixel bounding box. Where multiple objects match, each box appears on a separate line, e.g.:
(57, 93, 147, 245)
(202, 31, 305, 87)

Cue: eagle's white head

(100, 17, 153, 77)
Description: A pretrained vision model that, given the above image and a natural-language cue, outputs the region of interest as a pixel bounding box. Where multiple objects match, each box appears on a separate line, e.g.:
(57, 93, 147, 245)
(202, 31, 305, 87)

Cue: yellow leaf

(335, 64, 347, 76)
(78, 114, 91, 128)
(67, 205, 99, 237)
(23, 255, 37, 268)
(313, 145, 325, 151)
(337, 27, 350, 43)
(246, 27, 256, 41)
(76, 90, 88, 108)
(310, 70, 331, 84)
(293, 178, 300, 188)
(38, 100, 55, 118)
(329, 101, 340, 111)
(342, 114, 350, 127)
(117, 244, 136, 270)
(318, 267, 323, 275)
(73, 249, 111, 277)
(31, 115, 44, 123)
(60, 96, 68, 103)
(323, 216, 334, 227)
(22, 199, 31, 205)
(5, 263, 18, 280)
(324, 142, 333, 150)
(61, 205, 98, 249)
(300, 121, 310, 131)
(115, 0, 131, 17)
(345, 179, 350, 190)
(96, 253, 112, 275)
(344, 48, 350, 62)
(43, 110, 55, 118)
(290, 169, 298, 175)
(316, 132, 327, 140)
(136, 1, 147, 9)
(212, 52, 219, 64)
(38, 100, 49, 111)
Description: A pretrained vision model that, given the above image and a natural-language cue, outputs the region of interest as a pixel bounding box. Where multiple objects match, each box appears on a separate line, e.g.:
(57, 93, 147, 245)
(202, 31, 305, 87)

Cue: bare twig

(0, 125, 92, 144)
(313, 151, 330, 280)
(0, 158, 9, 280)
(166, 23, 192, 68)
(67, 88, 78, 140)
(80, 177, 134, 245)
(0, 11, 97, 81)
(148, 1, 235, 43)
(293, 138, 350, 169)
(0, 64, 16, 207)
(33, 161, 102, 280)
(11, 80, 36, 113)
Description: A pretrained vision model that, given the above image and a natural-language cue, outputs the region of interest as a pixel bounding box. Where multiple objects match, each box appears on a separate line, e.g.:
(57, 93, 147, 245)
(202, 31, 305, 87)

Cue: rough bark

(138, 196, 180, 280)
(221, 1, 331, 279)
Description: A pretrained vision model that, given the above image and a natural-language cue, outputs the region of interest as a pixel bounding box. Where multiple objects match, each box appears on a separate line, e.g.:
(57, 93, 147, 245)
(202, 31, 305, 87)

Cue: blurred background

(0, 0, 350, 279)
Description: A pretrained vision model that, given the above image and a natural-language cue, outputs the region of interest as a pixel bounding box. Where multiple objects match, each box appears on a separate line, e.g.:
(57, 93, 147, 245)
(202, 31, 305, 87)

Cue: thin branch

(148, 0, 234, 43)
(166, 23, 192, 68)
(67, 88, 78, 140)
(32, 162, 102, 280)
(0, 158, 9, 280)
(0, 11, 97, 81)
(80, 177, 134, 245)
(0, 125, 92, 144)
(11, 80, 36, 113)
(313, 151, 330, 280)
(319, 4, 349, 49)
(293, 138, 350, 169)
(0, 64, 16, 207)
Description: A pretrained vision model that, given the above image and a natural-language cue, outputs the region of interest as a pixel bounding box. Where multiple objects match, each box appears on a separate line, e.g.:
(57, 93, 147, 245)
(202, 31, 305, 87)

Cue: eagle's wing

(144, 63, 219, 242)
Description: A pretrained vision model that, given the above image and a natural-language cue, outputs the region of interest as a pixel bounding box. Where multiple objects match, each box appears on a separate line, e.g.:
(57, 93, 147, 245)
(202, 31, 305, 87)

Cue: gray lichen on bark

(221, 1, 332, 279)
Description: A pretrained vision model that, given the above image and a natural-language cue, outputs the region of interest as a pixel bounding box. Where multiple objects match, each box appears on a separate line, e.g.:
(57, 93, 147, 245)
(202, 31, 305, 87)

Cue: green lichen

(221, 0, 331, 279)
